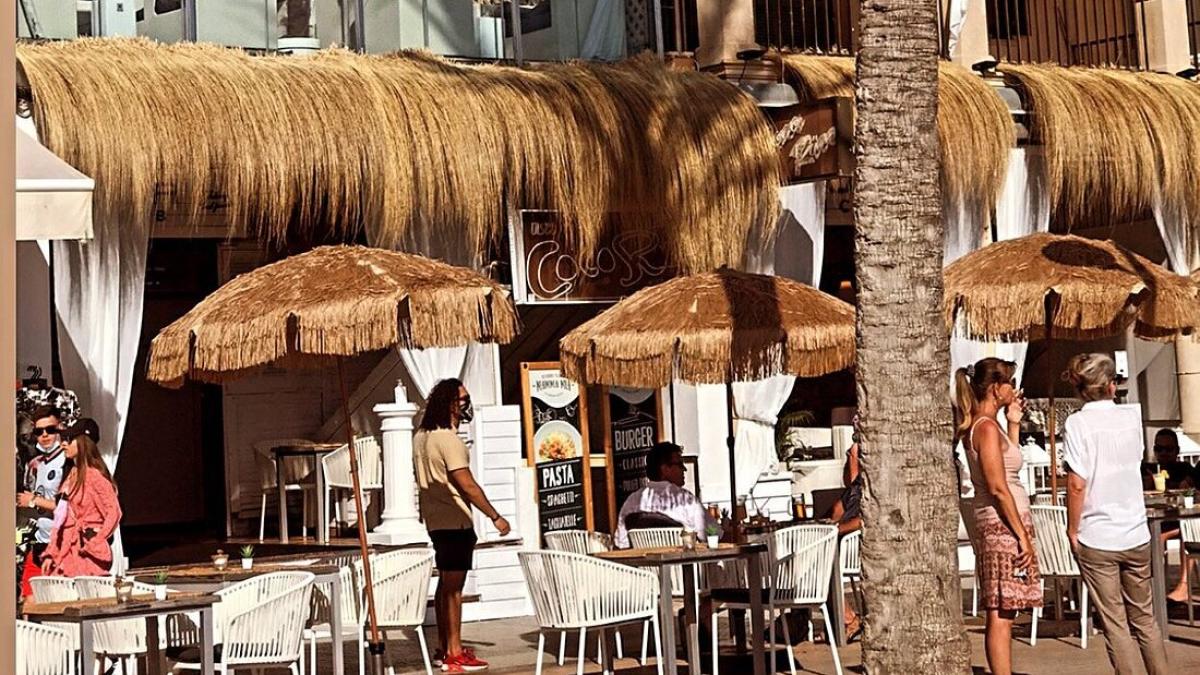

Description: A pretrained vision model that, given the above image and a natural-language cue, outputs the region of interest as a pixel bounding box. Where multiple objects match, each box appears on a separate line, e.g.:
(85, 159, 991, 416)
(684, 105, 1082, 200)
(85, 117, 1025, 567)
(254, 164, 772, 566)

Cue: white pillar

(369, 383, 429, 545)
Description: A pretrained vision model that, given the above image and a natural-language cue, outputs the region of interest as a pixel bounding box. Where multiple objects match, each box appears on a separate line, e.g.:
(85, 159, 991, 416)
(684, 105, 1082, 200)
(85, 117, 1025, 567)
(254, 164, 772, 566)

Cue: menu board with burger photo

(521, 362, 593, 536)
(602, 387, 664, 525)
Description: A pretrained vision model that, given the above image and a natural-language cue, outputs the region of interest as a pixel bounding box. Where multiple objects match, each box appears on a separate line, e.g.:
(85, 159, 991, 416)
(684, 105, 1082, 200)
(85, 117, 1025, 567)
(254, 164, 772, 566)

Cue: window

(987, 0, 1030, 40)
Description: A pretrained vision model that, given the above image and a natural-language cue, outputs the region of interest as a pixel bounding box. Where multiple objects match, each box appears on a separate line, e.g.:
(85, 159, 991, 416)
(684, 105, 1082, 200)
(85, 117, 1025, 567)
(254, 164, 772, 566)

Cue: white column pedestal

(369, 392, 430, 545)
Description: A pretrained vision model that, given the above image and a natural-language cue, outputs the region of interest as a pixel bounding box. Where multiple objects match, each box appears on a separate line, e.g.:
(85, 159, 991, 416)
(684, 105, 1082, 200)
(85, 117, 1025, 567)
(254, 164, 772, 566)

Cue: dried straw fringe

(999, 64, 1200, 228)
(17, 39, 780, 273)
(146, 246, 519, 387)
(559, 270, 855, 387)
(943, 234, 1200, 342)
(781, 55, 1014, 211)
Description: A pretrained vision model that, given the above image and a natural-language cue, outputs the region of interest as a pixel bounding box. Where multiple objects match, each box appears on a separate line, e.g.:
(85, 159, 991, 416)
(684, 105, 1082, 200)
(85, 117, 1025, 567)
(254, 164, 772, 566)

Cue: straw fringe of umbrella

(944, 233, 1200, 343)
(560, 269, 856, 388)
(17, 38, 779, 273)
(148, 246, 520, 388)
(999, 64, 1200, 228)
(781, 55, 1014, 211)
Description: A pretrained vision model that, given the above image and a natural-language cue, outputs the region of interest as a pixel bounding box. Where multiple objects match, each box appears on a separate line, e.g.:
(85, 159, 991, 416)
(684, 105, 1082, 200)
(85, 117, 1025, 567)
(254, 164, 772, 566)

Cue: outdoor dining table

(273, 441, 342, 545)
(1146, 502, 1200, 640)
(128, 559, 350, 674)
(595, 541, 769, 675)
(22, 592, 218, 675)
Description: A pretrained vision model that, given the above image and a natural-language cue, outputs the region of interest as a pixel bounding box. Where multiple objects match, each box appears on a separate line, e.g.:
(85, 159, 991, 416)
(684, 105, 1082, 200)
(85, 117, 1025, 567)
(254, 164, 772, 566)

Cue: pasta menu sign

(520, 362, 593, 536)
(602, 387, 663, 525)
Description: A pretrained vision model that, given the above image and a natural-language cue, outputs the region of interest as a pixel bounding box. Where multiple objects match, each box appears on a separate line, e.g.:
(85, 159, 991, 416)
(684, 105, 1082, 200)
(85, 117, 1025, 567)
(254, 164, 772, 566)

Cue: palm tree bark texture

(853, 0, 971, 672)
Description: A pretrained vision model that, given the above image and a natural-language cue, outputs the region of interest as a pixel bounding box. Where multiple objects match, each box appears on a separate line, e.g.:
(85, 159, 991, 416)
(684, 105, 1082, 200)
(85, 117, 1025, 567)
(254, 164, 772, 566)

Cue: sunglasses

(1153, 445, 1178, 453)
(34, 426, 59, 436)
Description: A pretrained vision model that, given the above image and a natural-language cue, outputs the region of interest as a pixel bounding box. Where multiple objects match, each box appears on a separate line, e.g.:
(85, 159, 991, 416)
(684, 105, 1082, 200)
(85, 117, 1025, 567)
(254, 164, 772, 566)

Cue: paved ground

(321, 603, 1200, 675)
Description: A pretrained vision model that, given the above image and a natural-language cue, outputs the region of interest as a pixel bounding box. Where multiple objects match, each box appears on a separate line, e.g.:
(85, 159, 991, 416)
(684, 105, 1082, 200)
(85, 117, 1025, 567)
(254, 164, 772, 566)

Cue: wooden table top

(596, 542, 767, 566)
(1145, 505, 1200, 519)
(22, 593, 216, 620)
(272, 442, 342, 457)
(127, 560, 341, 582)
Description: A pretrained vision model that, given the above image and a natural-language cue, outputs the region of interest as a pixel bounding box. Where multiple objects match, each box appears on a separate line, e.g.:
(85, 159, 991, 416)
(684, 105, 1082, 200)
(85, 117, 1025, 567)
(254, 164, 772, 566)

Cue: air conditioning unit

(137, 0, 277, 50)
(17, 0, 79, 39)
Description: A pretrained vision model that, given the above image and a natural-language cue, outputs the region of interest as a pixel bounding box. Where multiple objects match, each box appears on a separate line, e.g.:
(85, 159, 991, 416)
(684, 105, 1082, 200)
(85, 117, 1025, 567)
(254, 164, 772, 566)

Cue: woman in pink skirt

(956, 358, 1042, 675)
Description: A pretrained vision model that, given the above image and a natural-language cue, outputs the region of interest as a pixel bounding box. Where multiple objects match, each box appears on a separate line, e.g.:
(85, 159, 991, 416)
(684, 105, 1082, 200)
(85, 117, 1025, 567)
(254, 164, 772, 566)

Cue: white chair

(17, 619, 74, 675)
(304, 564, 364, 675)
(75, 576, 167, 673)
(29, 577, 82, 651)
(716, 524, 842, 675)
(958, 500, 981, 616)
(174, 571, 315, 674)
(354, 549, 436, 675)
(1179, 516, 1199, 626)
(544, 531, 644, 665)
(321, 436, 383, 533)
(253, 439, 318, 542)
(839, 530, 863, 615)
(519, 550, 663, 675)
(1030, 505, 1090, 648)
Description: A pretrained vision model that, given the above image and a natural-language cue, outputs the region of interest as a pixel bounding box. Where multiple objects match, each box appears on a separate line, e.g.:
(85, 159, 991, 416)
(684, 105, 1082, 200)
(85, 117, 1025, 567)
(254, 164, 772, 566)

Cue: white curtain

(580, 0, 626, 61)
(946, 0, 972, 58)
(1153, 197, 1198, 275)
(730, 376, 796, 497)
(948, 148, 1051, 389)
(398, 346, 470, 399)
(706, 184, 822, 499)
(52, 218, 149, 575)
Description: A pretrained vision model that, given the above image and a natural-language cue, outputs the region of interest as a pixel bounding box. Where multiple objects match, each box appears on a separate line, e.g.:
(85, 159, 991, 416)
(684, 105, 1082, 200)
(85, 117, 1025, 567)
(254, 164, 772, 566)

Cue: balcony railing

(986, 0, 1150, 69)
(753, 0, 858, 56)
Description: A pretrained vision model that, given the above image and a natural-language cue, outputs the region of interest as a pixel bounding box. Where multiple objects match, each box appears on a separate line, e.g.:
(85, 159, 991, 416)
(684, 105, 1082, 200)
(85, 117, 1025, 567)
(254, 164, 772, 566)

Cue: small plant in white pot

(705, 524, 721, 549)
(153, 570, 169, 601)
(240, 545, 254, 570)
(1184, 488, 1195, 510)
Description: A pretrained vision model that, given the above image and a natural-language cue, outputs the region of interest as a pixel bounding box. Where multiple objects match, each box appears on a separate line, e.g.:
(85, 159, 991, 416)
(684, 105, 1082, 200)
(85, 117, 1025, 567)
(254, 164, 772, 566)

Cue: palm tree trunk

(853, 0, 971, 672)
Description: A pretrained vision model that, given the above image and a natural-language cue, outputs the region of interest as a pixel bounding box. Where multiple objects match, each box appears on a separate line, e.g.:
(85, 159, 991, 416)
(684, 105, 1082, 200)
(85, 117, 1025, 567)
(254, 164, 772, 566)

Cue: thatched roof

(559, 268, 856, 388)
(944, 233, 1200, 342)
(998, 64, 1200, 227)
(147, 245, 519, 388)
(781, 55, 1014, 210)
(17, 38, 780, 273)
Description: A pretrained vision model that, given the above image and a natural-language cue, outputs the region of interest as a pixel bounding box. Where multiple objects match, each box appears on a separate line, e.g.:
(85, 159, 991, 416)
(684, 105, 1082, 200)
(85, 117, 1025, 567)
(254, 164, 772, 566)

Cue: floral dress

(965, 417, 1043, 612)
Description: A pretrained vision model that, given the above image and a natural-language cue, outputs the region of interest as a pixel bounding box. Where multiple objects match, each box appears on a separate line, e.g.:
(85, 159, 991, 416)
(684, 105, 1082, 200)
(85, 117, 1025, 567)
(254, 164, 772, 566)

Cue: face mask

(39, 439, 60, 456)
(459, 400, 475, 424)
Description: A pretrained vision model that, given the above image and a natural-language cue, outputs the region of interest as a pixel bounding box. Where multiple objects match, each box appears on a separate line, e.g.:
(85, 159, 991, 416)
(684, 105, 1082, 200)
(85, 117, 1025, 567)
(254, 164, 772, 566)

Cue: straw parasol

(147, 245, 519, 673)
(560, 268, 855, 519)
(944, 233, 1200, 502)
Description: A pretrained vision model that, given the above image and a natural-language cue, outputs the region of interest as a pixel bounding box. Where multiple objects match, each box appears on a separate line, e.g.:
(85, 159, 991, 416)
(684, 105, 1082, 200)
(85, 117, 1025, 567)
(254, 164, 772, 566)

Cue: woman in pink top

(41, 419, 122, 577)
(955, 358, 1041, 675)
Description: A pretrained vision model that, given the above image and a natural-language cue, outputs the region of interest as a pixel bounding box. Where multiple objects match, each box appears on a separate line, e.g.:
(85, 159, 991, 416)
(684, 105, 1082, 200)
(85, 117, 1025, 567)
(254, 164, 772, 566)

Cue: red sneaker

(442, 648, 489, 672)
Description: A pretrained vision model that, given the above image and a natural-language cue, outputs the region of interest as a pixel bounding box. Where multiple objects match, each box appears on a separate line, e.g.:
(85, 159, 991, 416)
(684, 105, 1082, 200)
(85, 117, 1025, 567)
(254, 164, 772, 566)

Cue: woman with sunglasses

(955, 358, 1041, 675)
(41, 418, 122, 577)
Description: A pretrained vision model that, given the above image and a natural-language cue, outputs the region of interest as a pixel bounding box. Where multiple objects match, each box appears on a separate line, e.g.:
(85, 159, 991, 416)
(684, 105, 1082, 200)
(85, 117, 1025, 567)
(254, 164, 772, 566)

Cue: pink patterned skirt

(974, 510, 1043, 612)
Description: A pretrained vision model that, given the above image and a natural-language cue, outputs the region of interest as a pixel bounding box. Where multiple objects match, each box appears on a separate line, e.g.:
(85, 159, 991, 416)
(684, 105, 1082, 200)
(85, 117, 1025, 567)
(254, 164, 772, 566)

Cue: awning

(16, 122, 93, 241)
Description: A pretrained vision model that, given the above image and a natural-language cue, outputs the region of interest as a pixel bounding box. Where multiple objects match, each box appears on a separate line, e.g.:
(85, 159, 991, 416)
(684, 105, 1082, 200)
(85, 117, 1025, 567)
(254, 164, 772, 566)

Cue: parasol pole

(726, 380, 739, 541)
(1046, 295, 1060, 507)
(337, 357, 386, 674)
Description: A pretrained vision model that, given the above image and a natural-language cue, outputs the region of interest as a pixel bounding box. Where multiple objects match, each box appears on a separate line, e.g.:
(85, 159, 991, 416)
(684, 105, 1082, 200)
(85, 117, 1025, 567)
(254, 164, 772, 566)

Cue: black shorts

(429, 528, 478, 572)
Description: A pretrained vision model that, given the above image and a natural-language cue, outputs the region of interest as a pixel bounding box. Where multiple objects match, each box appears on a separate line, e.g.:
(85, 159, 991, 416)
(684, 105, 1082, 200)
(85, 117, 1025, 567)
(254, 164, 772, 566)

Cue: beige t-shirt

(413, 429, 474, 531)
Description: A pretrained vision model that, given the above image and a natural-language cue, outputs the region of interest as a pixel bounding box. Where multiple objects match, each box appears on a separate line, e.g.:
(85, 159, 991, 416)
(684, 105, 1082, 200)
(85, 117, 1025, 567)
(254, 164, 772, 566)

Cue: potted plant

(153, 570, 169, 601)
(240, 545, 255, 570)
(705, 524, 721, 549)
(211, 549, 229, 571)
(1184, 488, 1195, 510)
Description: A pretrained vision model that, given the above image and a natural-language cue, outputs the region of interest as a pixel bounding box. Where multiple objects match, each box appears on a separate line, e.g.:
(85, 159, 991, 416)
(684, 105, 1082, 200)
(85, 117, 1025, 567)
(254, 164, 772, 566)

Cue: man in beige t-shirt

(413, 379, 510, 672)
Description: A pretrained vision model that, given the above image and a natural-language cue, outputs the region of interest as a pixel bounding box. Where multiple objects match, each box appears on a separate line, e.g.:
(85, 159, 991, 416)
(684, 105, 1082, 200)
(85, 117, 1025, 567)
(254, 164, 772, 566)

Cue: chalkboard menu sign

(602, 387, 664, 525)
(521, 362, 593, 536)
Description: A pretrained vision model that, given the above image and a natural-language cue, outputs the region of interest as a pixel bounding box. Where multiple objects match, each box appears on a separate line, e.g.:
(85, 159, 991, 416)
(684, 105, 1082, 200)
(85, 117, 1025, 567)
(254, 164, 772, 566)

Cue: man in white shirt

(614, 442, 719, 548)
(1062, 354, 1167, 675)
